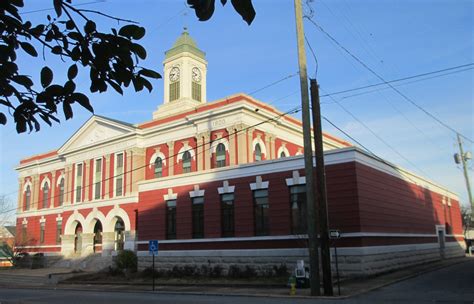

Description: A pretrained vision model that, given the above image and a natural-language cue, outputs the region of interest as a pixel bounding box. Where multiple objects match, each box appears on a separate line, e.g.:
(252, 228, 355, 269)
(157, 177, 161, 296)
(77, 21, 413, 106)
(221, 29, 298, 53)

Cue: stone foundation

(137, 241, 466, 278)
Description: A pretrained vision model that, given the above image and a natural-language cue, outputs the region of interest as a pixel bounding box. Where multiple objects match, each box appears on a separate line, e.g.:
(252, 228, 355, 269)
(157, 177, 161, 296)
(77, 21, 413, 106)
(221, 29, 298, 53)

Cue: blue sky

(0, 0, 472, 220)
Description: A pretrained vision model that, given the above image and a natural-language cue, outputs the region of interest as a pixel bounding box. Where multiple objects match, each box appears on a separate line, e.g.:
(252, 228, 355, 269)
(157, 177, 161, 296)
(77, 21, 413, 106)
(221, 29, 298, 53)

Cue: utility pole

(293, 0, 321, 296)
(456, 133, 473, 220)
(310, 79, 333, 296)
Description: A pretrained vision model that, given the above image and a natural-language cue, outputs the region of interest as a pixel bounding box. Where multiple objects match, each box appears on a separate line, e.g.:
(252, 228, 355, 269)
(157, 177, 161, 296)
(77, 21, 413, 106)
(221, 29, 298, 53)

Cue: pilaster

(31, 175, 39, 210)
(197, 134, 204, 171)
(167, 141, 175, 176)
(203, 132, 211, 170)
(61, 234, 75, 257)
(247, 127, 254, 163)
(66, 165, 72, 205)
(50, 172, 56, 208)
(235, 124, 248, 165)
(226, 126, 236, 166)
(81, 233, 95, 256)
(101, 232, 116, 256)
(130, 148, 145, 193)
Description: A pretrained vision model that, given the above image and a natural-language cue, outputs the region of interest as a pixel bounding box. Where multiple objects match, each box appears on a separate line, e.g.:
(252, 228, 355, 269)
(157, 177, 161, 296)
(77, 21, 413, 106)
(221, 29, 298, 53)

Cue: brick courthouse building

(15, 31, 465, 277)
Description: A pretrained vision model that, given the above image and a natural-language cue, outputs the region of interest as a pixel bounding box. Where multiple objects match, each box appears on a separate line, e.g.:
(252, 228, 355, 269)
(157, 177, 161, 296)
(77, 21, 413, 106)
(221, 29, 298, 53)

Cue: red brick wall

(355, 162, 463, 235)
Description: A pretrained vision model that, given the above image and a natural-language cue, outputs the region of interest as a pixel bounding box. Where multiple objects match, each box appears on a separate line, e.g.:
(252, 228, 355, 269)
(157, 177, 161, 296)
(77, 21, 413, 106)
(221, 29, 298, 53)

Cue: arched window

(280, 151, 286, 158)
(154, 157, 163, 178)
(58, 178, 65, 206)
(25, 185, 31, 211)
(42, 182, 49, 209)
(182, 151, 192, 173)
(216, 143, 226, 168)
(255, 143, 262, 161)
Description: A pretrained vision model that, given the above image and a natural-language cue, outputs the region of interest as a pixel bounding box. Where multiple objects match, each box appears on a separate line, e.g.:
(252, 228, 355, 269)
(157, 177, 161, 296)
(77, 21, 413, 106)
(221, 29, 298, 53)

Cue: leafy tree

(0, 0, 255, 133)
(0, 0, 161, 133)
(187, 0, 256, 25)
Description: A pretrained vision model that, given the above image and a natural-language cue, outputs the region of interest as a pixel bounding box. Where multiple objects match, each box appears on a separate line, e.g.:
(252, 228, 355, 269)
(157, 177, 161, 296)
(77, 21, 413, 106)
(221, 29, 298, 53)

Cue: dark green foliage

(187, 0, 256, 25)
(273, 263, 289, 277)
(114, 250, 137, 272)
(0, 0, 161, 133)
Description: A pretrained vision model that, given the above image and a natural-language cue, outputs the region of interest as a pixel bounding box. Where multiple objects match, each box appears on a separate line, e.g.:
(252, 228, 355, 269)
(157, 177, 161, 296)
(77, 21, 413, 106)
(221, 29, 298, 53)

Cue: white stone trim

(84, 208, 107, 233)
(104, 205, 132, 233)
(73, 162, 84, 203)
(189, 185, 205, 198)
(40, 176, 51, 188)
(136, 241, 462, 257)
(447, 197, 452, 207)
(277, 145, 290, 158)
(56, 172, 65, 186)
(64, 210, 86, 235)
(39, 216, 46, 224)
(16, 245, 62, 249)
(250, 176, 269, 190)
(56, 214, 63, 222)
(23, 180, 32, 192)
(285, 170, 306, 186)
(136, 235, 303, 245)
(218, 180, 235, 194)
(163, 188, 177, 201)
(176, 143, 196, 164)
(22, 218, 28, 225)
(139, 147, 458, 201)
(149, 150, 167, 168)
(18, 195, 138, 217)
(210, 138, 230, 154)
(252, 137, 267, 157)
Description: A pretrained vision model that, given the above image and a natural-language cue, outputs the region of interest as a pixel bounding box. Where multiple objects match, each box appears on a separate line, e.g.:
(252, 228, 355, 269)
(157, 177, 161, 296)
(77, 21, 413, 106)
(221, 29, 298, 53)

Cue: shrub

(210, 265, 223, 278)
(107, 266, 123, 276)
(114, 250, 137, 273)
(274, 264, 289, 277)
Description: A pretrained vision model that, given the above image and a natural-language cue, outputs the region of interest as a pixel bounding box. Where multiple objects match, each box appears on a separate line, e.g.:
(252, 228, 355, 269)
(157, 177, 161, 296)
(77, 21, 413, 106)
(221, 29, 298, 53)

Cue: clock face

(192, 67, 201, 83)
(169, 67, 180, 82)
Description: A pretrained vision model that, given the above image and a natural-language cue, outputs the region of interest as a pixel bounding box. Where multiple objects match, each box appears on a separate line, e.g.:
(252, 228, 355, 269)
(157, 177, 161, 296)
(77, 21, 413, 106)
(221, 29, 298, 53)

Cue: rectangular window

(40, 222, 45, 244)
(290, 185, 307, 234)
(254, 189, 269, 236)
(192, 82, 201, 101)
(56, 221, 62, 244)
(58, 179, 64, 206)
(115, 153, 124, 197)
(166, 200, 177, 240)
(75, 163, 83, 203)
(170, 81, 180, 101)
(94, 158, 102, 200)
(192, 196, 204, 238)
(221, 193, 235, 237)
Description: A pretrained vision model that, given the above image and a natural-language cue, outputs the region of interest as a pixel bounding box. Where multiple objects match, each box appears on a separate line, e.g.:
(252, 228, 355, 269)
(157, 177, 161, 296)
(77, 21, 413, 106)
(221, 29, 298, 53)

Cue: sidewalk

(0, 256, 470, 299)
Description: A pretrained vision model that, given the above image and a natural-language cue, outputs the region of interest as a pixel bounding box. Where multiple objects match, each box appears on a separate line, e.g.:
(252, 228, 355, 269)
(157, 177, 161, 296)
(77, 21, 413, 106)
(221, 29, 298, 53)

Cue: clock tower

(153, 29, 208, 119)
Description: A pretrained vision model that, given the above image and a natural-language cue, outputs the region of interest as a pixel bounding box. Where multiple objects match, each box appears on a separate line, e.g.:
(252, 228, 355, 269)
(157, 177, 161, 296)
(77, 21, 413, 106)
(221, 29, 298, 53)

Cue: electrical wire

(306, 17, 474, 144)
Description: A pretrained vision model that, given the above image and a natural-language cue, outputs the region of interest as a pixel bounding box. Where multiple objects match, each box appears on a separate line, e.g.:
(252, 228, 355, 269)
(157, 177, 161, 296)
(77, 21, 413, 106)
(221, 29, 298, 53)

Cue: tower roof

(165, 28, 206, 60)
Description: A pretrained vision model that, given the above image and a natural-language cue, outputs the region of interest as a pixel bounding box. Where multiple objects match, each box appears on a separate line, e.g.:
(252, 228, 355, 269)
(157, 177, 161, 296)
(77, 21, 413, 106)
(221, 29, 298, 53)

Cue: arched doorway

(93, 221, 103, 253)
(114, 218, 125, 251)
(74, 223, 83, 254)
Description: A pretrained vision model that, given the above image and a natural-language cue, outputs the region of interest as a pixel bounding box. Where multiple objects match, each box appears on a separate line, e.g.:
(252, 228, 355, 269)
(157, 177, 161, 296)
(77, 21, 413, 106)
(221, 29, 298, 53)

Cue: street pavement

(0, 258, 473, 303)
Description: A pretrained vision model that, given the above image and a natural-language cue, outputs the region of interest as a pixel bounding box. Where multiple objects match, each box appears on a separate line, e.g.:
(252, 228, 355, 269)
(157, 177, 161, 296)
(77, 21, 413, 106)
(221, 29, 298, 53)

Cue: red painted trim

(19, 150, 58, 165)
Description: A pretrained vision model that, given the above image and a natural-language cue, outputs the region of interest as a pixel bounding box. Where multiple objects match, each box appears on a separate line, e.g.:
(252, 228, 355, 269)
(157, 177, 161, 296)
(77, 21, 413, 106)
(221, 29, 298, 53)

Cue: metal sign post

(149, 240, 159, 291)
(329, 230, 341, 296)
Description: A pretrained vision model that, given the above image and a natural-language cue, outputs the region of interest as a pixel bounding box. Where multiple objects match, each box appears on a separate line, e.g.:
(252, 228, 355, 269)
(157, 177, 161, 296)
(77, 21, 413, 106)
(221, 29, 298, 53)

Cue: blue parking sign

(149, 240, 158, 256)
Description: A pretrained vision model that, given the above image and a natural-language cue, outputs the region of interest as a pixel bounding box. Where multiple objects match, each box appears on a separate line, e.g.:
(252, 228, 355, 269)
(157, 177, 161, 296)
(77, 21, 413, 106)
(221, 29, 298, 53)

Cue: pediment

(58, 116, 136, 153)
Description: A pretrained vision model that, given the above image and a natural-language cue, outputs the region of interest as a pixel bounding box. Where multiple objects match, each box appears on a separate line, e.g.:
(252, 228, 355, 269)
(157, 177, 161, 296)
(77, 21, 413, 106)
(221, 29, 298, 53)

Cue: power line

(320, 86, 431, 177)
(330, 67, 474, 102)
(306, 17, 474, 144)
(321, 115, 427, 186)
(5, 105, 302, 215)
(319, 63, 474, 99)
(247, 72, 299, 96)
